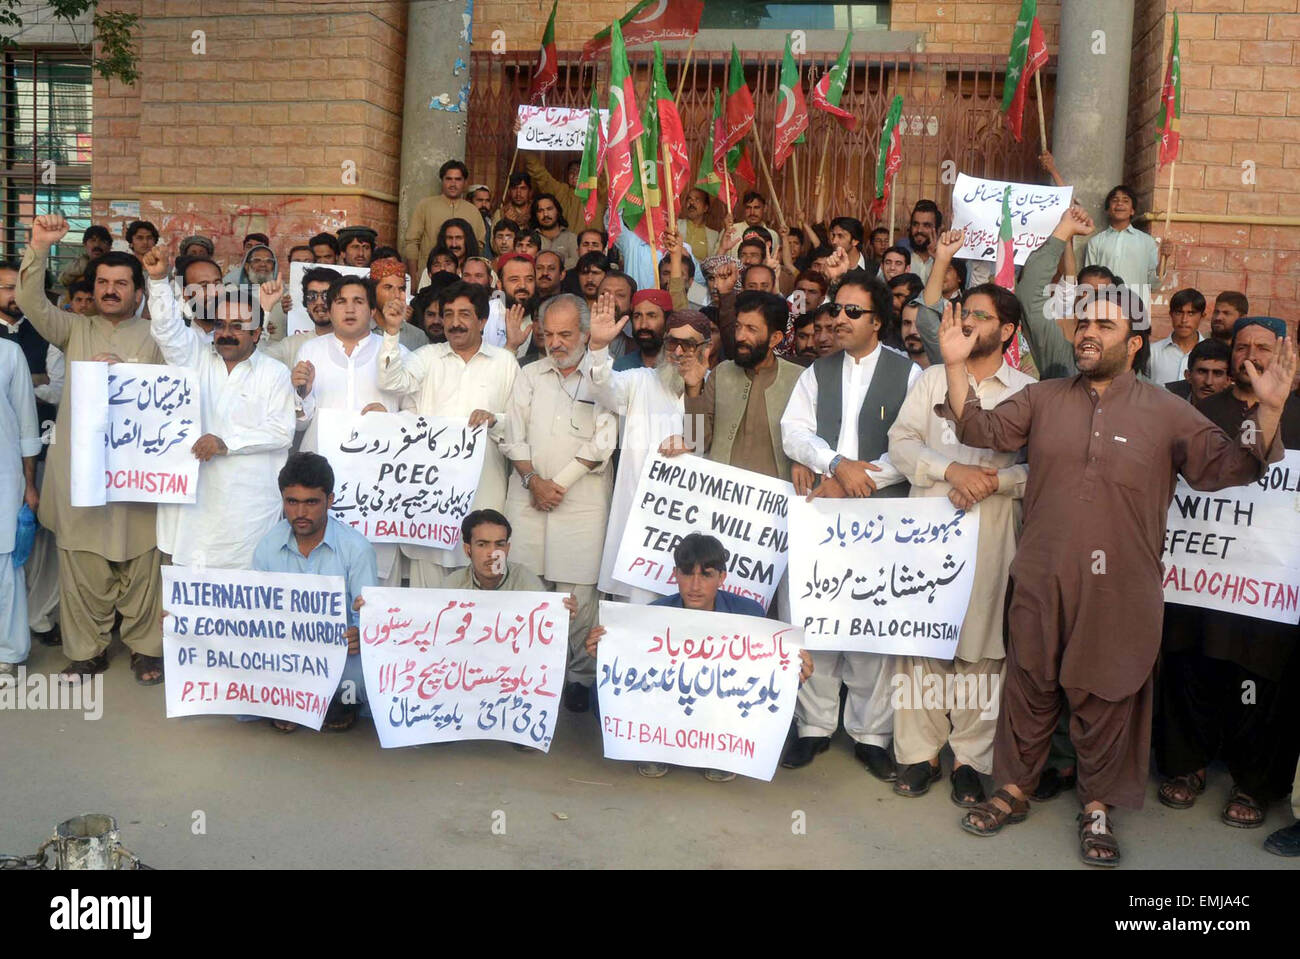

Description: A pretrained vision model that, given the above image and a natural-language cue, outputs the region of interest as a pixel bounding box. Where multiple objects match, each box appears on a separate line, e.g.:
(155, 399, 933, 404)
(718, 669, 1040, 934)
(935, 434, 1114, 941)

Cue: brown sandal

(58, 652, 109, 684)
(960, 788, 1029, 836)
(1158, 770, 1206, 809)
(1077, 809, 1122, 867)
(131, 652, 164, 686)
(1221, 786, 1266, 829)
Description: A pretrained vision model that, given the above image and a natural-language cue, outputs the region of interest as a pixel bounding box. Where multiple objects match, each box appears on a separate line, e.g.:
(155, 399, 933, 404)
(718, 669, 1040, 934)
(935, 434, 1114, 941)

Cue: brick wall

(91, 0, 406, 273)
(1127, 0, 1300, 329)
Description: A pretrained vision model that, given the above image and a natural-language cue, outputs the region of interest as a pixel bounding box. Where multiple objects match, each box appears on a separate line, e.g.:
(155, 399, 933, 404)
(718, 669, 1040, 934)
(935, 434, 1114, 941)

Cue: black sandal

(323, 699, 359, 732)
(1030, 767, 1077, 801)
(58, 652, 109, 684)
(1077, 809, 1122, 867)
(130, 652, 164, 686)
(1157, 770, 1206, 810)
(1221, 786, 1266, 829)
(893, 760, 941, 797)
(960, 788, 1029, 836)
(950, 764, 986, 807)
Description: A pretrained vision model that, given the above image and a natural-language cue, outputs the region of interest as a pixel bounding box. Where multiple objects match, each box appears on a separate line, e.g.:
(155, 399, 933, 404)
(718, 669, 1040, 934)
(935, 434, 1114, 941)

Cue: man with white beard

(501, 293, 617, 712)
(586, 292, 708, 602)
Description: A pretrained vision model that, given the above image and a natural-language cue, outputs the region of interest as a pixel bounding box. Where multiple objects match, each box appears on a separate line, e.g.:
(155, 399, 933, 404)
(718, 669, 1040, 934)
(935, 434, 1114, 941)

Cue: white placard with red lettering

(69, 361, 201, 506)
(611, 453, 792, 610)
(316, 410, 486, 549)
(595, 601, 803, 781)
(951, 173, 1073, 265)
(1161, 450, 1300, 624)
(359, 587, 570, 749)
(786, 496, 979, 658)
(162, 566, 349, 729)
(515, 105, 609, 151)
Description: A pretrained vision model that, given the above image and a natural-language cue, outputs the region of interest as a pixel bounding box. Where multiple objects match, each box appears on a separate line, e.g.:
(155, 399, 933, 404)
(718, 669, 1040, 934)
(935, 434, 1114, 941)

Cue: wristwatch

(827, 454, 845, 477)
(521, 471, 537, 489)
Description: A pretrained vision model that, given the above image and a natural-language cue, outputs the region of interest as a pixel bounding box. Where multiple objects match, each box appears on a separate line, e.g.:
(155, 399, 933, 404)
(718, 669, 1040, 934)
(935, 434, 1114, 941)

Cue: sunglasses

(825, 303, 874, 320)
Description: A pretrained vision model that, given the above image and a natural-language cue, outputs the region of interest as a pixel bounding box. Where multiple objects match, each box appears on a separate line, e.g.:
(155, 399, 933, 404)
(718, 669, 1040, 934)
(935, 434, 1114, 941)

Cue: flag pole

(635, 136, 661, 270)
(813, 126, 832, 223)
(1033, 71, 1048, 154)
(790, 151, 803, 222)
(751, 128, 788, 233)
(1159, 159, 1176, 280)
(674, 35, 697, 108)
(888, 179, 896, 243)
(661, 139, 678, 235)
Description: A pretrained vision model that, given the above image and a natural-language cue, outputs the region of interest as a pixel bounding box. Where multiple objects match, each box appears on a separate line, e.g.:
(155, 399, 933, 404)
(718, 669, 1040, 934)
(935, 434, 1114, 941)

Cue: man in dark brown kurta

(934, 230, 1294, 864)
(1157, 316, 1300, 828)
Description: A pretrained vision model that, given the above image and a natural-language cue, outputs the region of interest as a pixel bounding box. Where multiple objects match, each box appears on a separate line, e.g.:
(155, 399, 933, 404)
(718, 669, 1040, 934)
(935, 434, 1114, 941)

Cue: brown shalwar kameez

(939, 370, 1280, 808)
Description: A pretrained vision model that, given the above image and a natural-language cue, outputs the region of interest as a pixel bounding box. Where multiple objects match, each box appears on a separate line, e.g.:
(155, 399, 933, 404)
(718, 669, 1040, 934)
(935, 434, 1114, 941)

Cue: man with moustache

(370, 256, 427, 352)
(939, 264, 1294, 866)
(886, 287, 1034, 805)
(484, 253, 540, 360)
(377, 280, 518, 588)
(502, 293, 617, 712)
(613, 290, 671, 372)
(16, 214, 167, 685)
(408, 285, 447, 345)
(308, 233, 340, 265)
(534, 250, 566, 302)
(595, 270, 637, 361)
(1156, 315, 1300, 832)
(1210, 291, 1248, 345)
(900, 302, 930, 370)
(1165, 337, 1231, 402)
(142, 246, 295, 571)
(587, 295, 706, 603)
(780, 269, 921, 777)
(260, 267, 340, 368)
(899, 200, 940, 284)
(57, 224, 112, 290)
(531, 193, 578, 270)
(680, 188, 719, 260)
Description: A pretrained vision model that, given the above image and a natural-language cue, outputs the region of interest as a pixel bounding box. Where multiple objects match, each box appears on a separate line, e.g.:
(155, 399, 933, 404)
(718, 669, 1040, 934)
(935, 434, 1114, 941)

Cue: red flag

(604, 20, 639, 249)
(869, 96, 904, 219)
(718, 44, 755, 157)
(1157, 13, 1182, 169)
(526, 1, 559, 104)
(809, 32, 858, 131)
(1001, 2, 1049, 143)
(774, 34, 809, 170)
(580, 0, 704, 62)
(653, 44, 690, 211)
(731, 143, 757, 187)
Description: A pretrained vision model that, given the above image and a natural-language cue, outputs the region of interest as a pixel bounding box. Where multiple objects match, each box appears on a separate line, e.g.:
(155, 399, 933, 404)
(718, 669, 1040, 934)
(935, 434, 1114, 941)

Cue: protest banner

(787, 496, 979, 658)
(612, 453, 791, 609)
(515, 105, 609, 151)
(360, 586, 570, 749)
(69, 361, 201, 507)
(161, 565, 349, 729)
(950, 173, 1073, 264)
(285, 262, 409, 335)
(1161, 450, 1300, 624)
(595, 601, 803, 781)
(316, 410, 486, 549)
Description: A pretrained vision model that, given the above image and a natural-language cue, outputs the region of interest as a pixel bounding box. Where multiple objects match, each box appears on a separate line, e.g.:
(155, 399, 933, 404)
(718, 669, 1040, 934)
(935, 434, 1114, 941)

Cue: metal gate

(468, 47, 1053, 233)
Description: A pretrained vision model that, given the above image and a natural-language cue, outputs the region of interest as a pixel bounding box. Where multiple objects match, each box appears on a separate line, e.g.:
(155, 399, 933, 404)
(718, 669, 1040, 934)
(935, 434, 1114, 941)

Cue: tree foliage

(0, 0, 141, 85)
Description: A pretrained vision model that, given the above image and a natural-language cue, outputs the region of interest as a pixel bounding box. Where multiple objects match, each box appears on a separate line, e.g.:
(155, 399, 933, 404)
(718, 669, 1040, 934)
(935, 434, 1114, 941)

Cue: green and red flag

(625, 46, 671, 243)
(575, 84, 605, 225)
(727, 141, 757, 188)
(870, 94, 904, 218)
(810, 31, 857, 131)
(652, 42, 690, 213)
(774, 33, 809, 170)
(717, 44, 755, 157)
(993, 186, 1016, 289)
(526, 0, 559, 104)
(693, 89, 724, 198)
(603, 19, 641, 248)
(580, 0, 704, 62)
(1000, 0, 1049, 142)
(1156, 12, 1181, 169)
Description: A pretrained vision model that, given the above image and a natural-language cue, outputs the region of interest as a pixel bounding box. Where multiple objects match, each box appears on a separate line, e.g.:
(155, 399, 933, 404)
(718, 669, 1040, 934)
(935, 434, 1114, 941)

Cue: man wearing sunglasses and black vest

(779, 267, 921, 778)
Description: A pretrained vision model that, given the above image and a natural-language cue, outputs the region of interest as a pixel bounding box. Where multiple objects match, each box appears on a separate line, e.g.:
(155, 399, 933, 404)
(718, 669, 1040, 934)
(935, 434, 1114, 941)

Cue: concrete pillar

(1051, 0, 1136, 220)
(398, 0, 473, 242)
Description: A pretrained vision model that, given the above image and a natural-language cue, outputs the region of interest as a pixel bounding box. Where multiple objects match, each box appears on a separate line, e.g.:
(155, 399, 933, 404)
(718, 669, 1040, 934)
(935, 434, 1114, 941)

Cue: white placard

(1161, 450, 1300, 624)
(360, 586, 570, 749)
(611, 454, 791, 610)
(162, 566, 349, 729)
(787, 496, 979, 658)
(316, 410, 487, 549)
(950, 173, 1074, 265)
(515, 105, 609, 151)
(596, 601, 803, 781)
(69, 361, 201, 506)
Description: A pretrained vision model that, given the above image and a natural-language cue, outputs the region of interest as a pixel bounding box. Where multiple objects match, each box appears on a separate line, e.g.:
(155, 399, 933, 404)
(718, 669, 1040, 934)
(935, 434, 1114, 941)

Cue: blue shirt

(650, 590, 766, 618)
(252, 517, 378, 628)
(613, 350, 652, 372)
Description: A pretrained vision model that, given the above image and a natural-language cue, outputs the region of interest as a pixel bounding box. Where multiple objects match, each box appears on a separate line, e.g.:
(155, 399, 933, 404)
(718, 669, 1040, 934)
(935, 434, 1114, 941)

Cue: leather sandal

(1221, 786, 1266, 829)
(1157, 770, 1206, 810)
(960, 788, 1029, 836)
(58, 652, 109, 684)
(131, 652, 164, 686)
(950, 764, 986, 808)
(1077, 809, 1122, 867)
(893, 760, 941, 797)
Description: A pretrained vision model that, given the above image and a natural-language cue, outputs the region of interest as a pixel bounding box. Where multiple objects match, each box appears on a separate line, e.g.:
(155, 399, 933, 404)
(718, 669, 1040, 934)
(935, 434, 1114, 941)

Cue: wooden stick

(635, 136, 660, 269)
(1033, 71, 1048, 155)
(661, 137, 677, 234)
(790, 150, 803, 219)
(813, 126, 832, 224)
(751, 128, 787, 233)
(674, 35, 697, 108)
(888, 182, 896, 243)
(1159, 159, 1176, 281)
